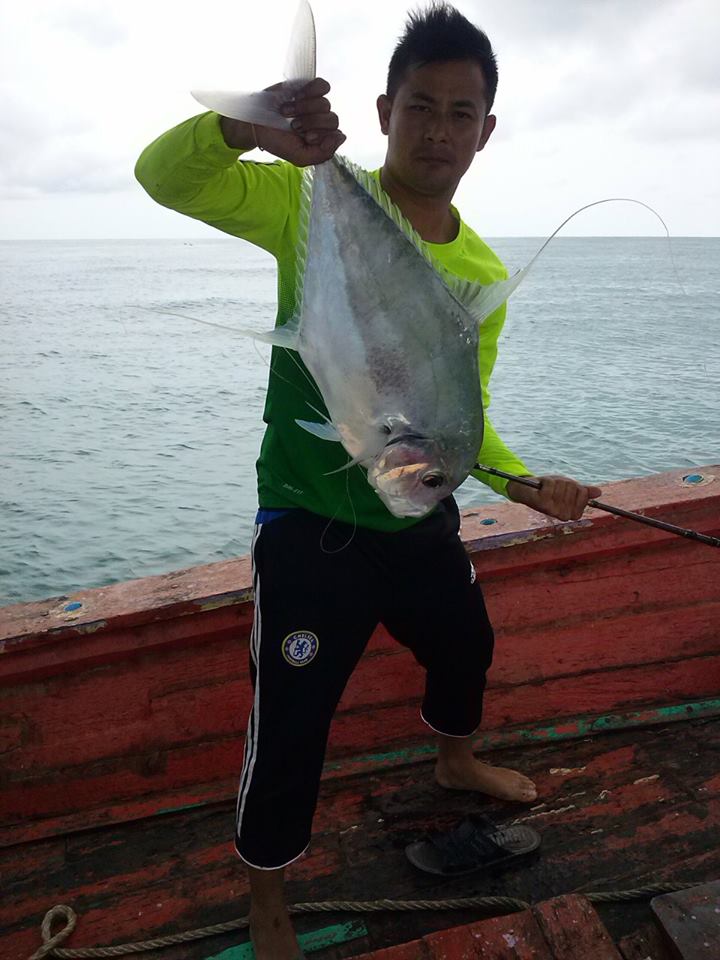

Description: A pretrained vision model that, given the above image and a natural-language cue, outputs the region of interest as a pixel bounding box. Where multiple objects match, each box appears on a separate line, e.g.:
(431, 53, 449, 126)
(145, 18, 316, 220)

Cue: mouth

(416, 154, 453, 165)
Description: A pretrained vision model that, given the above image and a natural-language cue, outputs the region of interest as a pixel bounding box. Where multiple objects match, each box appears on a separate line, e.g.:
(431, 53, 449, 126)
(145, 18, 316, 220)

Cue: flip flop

(405, 814, 541, 876)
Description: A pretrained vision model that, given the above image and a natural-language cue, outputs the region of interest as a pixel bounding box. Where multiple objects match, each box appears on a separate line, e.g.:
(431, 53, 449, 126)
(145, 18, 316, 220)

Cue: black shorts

(235, 499, 494, 868)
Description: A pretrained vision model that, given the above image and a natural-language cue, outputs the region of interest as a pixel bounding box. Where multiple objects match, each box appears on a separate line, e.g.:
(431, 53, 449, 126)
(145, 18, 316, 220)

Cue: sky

(1, 0, 719, 239)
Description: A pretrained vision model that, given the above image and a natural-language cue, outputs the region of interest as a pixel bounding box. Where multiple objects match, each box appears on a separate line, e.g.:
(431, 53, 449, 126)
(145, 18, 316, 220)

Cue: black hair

(386, 3, 498, 111)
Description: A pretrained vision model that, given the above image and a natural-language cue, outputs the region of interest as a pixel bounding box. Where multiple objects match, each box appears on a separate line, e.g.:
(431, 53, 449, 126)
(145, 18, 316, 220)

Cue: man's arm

(134, 79, 345, 253)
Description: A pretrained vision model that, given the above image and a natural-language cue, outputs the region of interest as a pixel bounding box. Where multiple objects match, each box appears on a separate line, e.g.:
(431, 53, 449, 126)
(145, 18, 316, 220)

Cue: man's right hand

(220, 78, 345, 166)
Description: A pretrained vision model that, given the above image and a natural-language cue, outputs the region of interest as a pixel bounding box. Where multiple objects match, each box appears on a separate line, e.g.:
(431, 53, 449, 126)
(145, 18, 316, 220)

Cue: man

(136, 5, 601, 957)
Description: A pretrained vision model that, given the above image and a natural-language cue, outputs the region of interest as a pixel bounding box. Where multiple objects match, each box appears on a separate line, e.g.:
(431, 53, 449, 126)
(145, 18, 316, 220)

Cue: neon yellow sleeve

(134, 111, 300, 257)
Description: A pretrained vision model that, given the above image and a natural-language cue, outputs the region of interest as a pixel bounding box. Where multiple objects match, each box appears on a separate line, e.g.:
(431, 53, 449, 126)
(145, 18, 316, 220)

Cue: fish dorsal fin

(293, 165, 315, 325)
(334, 155, 437, 270)
(333, 155, 514, 327)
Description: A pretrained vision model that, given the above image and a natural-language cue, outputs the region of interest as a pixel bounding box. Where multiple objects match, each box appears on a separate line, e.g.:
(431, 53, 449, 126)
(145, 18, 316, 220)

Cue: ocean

(1, 236, 718, 607)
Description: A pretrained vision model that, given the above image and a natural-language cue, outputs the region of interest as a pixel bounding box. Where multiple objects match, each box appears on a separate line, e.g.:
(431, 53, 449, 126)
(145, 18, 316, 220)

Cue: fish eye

(422, 473, 444, 489)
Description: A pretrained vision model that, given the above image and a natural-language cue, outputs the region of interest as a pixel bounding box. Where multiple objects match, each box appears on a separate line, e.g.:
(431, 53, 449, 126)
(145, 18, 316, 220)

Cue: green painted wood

(325, 697, 720, 775)
(203, 920, 369, 959)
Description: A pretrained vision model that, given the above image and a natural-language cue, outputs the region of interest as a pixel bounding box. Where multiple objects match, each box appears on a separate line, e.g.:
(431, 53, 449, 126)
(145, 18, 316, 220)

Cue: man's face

(377, 59, 496, 199)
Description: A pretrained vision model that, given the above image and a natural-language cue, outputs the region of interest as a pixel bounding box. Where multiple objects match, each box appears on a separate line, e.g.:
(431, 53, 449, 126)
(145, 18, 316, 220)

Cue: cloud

(48, 6, 127, 47)
(0, 0, 718, 234)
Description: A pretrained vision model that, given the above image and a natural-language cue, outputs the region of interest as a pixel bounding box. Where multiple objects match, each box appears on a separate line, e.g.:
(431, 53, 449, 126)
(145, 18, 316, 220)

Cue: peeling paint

(511, 804, 577, 824)
(195, 595, 249, 612)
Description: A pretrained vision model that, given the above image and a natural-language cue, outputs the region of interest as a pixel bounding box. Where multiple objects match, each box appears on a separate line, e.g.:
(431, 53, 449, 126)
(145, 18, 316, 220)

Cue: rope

(28, 882, 697, 958)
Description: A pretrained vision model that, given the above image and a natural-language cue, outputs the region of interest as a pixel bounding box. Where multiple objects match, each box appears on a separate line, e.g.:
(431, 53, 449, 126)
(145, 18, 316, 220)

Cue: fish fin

(295, 419, 342, 441)
(332, 156, 519, 323)
(190, 89, 293, 130)
(137, 306, 262, 337)
(284, 0, 316, 82)
(293, 167, 314, 321)
(191, 0, 316, 129)
(334, 155, 435, 269)
(446, 269, 529, 326)
(324, 455, 366, 475)
(447, 197, 674, 325)
(254, 318, 301, 350)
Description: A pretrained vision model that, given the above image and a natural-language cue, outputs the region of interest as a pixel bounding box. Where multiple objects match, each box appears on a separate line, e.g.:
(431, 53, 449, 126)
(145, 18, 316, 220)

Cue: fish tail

(191, 1, 316, 130)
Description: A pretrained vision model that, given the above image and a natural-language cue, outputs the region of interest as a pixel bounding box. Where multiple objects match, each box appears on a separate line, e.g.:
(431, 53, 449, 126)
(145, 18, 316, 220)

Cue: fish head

(367, 434, 461, 518)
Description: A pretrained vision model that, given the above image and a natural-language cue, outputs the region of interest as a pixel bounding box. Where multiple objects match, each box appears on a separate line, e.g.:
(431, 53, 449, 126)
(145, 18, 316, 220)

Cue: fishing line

(319, 459, 359, 555)
(522, 197, 687, 298)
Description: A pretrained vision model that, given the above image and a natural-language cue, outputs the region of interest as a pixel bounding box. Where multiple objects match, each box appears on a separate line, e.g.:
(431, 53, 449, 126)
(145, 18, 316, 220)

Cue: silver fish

(191, 1, 527, 518)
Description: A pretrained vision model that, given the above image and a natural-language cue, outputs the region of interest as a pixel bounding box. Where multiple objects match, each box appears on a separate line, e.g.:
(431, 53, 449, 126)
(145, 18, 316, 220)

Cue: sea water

(1, 237, 718, 606)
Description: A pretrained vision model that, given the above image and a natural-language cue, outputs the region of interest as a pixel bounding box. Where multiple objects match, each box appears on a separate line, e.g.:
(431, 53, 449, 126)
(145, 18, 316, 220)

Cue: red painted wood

(356, 944, 430, 959)
(353, 911, 554, 959)
(5, 719, 720, 960)
(443, 912, 553, 959)
(1, 467, 718, 848)
(352, 902, 620, 959)
(533, 895, 623, 959)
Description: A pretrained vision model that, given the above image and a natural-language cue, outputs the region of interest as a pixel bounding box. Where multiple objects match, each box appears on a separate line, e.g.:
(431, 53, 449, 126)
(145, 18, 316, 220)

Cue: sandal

(405, 814, 541, 876)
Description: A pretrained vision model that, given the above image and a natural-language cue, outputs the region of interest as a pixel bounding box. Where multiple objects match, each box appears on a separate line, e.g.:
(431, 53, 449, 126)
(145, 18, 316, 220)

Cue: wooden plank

(5, 718, 720, 960)
(449, 912, 554, 959)
(651, 879, 720, 959)
(352, 911, 554, 960)
(533, 896, 622, 959)
(618, 923, 674, 960)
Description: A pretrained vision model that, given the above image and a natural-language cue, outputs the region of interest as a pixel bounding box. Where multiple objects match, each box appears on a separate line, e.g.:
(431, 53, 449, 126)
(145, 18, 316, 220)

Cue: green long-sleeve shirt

(135, 111, 531, 531)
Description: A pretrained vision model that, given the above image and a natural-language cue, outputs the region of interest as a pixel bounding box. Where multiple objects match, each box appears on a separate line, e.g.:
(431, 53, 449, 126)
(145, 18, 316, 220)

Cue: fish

(190, 2, 668, 518)
(191, 1, 530, 519)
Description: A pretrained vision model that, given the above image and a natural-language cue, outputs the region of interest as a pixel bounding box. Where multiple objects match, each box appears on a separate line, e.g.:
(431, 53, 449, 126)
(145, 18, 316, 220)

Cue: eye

(379, 424, 392, 435)
(422, 473, 444, 489)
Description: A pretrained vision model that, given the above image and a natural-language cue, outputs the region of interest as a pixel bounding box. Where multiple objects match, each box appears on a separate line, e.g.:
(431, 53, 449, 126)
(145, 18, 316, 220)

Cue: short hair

(386, 3, 498, 111)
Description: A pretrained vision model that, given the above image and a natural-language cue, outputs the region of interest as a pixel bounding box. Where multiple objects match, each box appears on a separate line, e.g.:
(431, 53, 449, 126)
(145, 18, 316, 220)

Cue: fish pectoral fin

(323, 455, 366, 475)
(295, 419, 342, 442)
(254, 319, 301, 350)
(191, 1, 316, 128)
(450, 269, 528, 326)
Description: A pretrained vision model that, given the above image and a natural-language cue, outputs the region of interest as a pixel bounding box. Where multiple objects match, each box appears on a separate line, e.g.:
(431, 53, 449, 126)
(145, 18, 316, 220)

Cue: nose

(423, 113, 449, 143)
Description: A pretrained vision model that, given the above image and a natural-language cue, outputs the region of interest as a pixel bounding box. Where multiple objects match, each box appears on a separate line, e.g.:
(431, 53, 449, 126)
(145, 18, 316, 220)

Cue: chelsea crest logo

(282, 630, 319, 667)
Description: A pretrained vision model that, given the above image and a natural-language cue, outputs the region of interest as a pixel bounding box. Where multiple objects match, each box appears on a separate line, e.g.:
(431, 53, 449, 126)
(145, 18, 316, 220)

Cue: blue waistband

(255, 508, 292, 525)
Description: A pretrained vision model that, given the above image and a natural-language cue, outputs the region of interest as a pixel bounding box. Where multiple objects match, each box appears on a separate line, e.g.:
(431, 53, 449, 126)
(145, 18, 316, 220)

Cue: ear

(377, 94, 392, 136)
(477, 113, 497, 152)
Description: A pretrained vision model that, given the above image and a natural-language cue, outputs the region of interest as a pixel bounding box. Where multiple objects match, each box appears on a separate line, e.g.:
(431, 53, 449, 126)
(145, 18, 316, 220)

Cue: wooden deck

(5, 714, 720, 959)
(2, 465, 719, 958)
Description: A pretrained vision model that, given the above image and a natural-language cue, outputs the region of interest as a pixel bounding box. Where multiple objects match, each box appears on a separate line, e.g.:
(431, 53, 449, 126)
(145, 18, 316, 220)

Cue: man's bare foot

(249, 907, 303, 960)
(435, 755, 537, 802)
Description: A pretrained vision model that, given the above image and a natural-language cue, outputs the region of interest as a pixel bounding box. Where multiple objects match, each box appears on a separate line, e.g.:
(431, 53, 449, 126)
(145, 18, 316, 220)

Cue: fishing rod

(474, 464, 720, 549)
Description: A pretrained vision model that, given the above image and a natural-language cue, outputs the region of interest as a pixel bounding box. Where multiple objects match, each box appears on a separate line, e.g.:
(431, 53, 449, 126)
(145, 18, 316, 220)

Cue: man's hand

(220, 78, 346, 166)
(506, 474, 603, 521)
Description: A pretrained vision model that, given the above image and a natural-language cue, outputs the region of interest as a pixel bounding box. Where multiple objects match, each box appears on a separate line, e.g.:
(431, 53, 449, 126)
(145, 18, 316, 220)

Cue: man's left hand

(506, 474, 603, 521)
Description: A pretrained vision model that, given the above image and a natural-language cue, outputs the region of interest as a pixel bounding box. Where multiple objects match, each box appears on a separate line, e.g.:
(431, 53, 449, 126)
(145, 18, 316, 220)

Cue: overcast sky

(1, 0, 719, 238)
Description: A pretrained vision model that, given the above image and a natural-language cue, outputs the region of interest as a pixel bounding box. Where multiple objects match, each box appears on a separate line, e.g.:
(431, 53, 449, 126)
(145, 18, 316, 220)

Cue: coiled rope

(29, 881, 696, 959)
